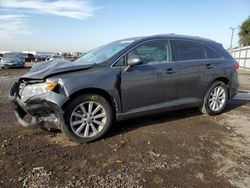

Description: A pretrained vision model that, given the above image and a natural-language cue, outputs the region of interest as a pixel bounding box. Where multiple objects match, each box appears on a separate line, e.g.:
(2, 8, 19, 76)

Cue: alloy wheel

(70, 101, 106, 138)
(208, 86, 226, 112)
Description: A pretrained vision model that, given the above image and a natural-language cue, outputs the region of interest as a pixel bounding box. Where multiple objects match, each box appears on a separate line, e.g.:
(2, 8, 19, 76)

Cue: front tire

(62, 94, 113, 143)
(200, 81, 228, 115)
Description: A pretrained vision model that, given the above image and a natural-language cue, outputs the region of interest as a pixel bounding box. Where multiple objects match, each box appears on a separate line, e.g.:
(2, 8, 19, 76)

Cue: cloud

(0, 0, 96, 20)
(0, 0, 97, 39)
(0, 15, 31, 39)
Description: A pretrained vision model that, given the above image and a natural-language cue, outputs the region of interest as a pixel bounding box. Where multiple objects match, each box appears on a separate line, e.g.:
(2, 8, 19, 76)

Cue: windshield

(74, 40, 134, 64)
(3, 53, 22, 59)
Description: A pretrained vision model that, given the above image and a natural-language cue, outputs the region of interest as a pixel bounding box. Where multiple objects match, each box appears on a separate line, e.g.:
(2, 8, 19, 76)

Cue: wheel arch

(214, 77, 231, 98)
(200, 77, 230, 115)
(204, 77, 230, 99)
(62, 88, 118, 118)
(213, 77, 229, 85)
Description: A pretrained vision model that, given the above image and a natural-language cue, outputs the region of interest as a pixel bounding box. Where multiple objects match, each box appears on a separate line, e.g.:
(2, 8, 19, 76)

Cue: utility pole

(229, 27, 238, 52)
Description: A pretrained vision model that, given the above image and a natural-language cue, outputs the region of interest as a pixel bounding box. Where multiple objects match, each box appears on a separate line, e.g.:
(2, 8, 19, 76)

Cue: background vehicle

(23, 53, 35, 63)
(47, 55, 64, 61)
(9, 34, 239, 143)
(1, 52, 24, 68)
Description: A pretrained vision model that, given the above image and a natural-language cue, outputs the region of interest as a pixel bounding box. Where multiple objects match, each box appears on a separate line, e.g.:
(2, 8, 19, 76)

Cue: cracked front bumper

(9, 82, 69, 130)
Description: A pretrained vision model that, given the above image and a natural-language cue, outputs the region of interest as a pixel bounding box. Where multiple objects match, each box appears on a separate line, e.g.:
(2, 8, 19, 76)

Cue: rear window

(204, 46, 222, 59)
(172, 40, 206, 61)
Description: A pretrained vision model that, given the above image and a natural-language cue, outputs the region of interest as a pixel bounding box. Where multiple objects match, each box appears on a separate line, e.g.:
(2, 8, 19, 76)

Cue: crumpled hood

(21, 60, 94, 80)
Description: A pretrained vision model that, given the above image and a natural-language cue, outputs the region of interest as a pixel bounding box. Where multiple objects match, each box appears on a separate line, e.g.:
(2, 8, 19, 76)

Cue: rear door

(170, 40, 207, 100)
(120, 40, 179, 113)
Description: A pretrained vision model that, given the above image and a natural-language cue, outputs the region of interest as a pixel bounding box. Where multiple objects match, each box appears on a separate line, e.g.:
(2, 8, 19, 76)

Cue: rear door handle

(166, 68, 176, 74)
(206, 64, 214, 69)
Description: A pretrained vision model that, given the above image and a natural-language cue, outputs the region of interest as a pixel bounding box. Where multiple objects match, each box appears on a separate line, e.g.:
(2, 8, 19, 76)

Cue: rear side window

(171, 40, 206, 61)
(204, 46, 223, 59)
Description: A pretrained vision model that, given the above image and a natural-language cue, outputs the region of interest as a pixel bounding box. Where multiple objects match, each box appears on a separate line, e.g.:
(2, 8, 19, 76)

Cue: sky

(0, 0, 249, 52)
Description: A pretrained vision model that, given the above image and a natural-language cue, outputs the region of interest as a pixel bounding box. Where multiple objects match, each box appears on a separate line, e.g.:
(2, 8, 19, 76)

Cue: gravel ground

(0, 68, 250, 188)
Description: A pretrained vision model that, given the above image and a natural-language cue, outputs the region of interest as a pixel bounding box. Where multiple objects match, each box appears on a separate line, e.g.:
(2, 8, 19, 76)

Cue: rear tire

(62, 94, 113, 143)
(200, 81, 228, 115)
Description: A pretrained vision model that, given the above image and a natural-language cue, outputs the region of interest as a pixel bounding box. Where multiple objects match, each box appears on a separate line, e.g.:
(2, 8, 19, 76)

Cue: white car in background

(48, 55, 64, 61)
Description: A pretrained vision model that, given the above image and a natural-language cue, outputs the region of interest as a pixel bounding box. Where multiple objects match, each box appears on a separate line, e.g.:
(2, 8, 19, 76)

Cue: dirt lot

(0, 68, 250, 188)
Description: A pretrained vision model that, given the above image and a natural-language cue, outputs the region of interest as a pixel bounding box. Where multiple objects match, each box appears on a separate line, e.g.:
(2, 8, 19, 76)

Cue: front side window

(172, 40, 206, 61)
(127, 40, 171, 64)
(113, 56, 125, 66)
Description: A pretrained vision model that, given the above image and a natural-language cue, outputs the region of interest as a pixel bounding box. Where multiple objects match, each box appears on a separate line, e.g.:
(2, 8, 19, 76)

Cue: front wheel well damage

(62, 88, 117, 117)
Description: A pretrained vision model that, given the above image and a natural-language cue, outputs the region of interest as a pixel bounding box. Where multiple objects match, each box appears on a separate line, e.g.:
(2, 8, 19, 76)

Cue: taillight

(233, 62, 239, 70)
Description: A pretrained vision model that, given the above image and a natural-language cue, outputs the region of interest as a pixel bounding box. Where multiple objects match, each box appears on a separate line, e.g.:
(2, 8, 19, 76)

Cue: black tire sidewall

(62, 94, 113, 143)
(204, 81, 228, 115)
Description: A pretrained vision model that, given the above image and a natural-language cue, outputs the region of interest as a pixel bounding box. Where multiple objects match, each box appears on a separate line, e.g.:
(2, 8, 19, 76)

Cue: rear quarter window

(171, 40, 206, 61)
(204, 46, 223, 59)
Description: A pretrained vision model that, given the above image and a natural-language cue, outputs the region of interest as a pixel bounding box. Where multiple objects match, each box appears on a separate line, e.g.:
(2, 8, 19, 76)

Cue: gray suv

(9, 34, 239, 143)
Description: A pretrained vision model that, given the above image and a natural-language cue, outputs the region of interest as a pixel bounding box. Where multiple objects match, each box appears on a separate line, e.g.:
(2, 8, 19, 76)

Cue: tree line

(239, 16, 250, 46)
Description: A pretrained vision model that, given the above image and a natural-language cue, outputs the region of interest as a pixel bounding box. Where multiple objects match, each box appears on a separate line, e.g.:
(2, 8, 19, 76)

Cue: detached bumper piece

(9, 83, 41, 128)
(9, 82, 67, 130)
(14, 107, 40, 128)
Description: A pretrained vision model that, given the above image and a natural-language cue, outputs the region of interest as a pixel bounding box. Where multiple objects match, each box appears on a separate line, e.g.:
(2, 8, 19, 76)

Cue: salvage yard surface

(0, 68, 250, 188)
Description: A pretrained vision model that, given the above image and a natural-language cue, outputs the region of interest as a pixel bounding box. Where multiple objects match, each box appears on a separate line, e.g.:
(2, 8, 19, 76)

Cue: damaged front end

(9, 79, 69, 131)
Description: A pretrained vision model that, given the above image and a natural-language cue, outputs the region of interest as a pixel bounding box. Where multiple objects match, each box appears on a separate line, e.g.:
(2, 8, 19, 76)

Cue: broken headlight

(21, 82, 57, 102)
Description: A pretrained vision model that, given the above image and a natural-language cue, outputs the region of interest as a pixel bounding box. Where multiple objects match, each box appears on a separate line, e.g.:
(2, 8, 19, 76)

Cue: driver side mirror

(124, 56, 143, 72)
